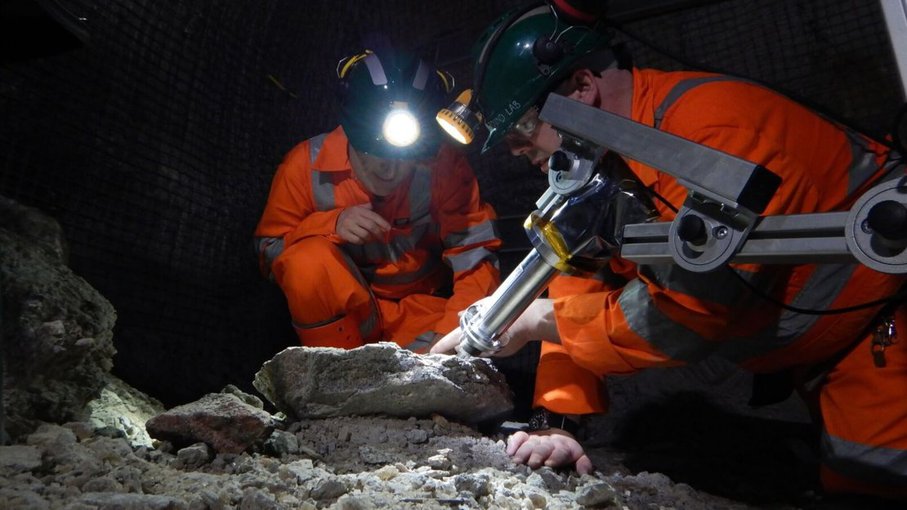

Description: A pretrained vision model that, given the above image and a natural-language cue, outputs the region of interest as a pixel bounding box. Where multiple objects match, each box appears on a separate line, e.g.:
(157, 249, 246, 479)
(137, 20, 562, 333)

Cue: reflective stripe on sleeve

(618, 278, 714, 362)
(822, 432, 907, 487)
(444, 220, 501, 248)
(640, 264, 774, 305)
(620, 263, 855, 363)
(254, 236, 284, 280)
(655, 78, 892, 199)
(654, 76, 749, 129)
(445, 246, 500, 273)
(845, 130, 885, 196)
(408, 166, 432, 223)
(307, 134, 334, 211)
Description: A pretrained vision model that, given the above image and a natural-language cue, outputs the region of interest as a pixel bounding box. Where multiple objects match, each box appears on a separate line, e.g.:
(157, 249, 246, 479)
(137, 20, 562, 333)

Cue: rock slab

(145, 393, 273, 453)
(254, 343, 513, 424)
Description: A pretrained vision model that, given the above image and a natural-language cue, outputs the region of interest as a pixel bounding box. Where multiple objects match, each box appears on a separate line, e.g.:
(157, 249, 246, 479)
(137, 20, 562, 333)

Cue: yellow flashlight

(436, 89, 482, 145)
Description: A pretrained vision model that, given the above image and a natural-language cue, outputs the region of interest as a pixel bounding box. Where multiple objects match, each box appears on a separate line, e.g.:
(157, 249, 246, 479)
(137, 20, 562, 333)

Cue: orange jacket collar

(312, 126, 353, 173)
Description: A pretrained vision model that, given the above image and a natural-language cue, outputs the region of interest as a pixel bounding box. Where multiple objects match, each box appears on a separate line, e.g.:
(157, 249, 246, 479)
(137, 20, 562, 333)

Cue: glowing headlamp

(383, 102, 420, 147)
(436, 89, 482, 145)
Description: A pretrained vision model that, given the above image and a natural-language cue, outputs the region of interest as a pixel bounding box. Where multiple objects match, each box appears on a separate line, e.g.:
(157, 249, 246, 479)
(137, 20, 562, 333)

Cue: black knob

(533, 37, 564, 65)
(867, 200, 907, 241)
(677, 215, 708, 245)
(548, 151, 572, 173)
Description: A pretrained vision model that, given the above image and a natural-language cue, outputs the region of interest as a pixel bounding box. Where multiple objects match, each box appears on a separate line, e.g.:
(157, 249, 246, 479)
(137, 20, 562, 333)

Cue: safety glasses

(508, 105, 541, 140)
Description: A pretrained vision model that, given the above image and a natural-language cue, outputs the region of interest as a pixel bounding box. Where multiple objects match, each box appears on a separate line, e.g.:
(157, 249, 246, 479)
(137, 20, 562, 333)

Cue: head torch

(383, 102, 420, 148)
(436, 89, 483, 145)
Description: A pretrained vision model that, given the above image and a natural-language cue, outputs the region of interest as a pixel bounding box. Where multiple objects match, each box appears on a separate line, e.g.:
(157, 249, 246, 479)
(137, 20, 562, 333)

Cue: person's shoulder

(432, 143, 472, 171)
(284, 127, 344, 166)
(435, 142, 468, 160)
(655, 71, 790, 130)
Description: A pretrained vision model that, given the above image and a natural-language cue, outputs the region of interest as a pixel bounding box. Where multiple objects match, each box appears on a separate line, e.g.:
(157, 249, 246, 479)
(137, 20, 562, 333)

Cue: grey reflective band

(408, 166, 432, 224)
(845, 130, 882, 195)
(307, 134, 335, 211)
(711, 264, 854, 363)
(254, 236, 284, 280)
(628, 76, 881, 361)
(620, 263, 856, 363)
(358, 304, 379, 340)
(334, 246, 381, 340)
(311, 171, 336, 211)
(445, 246, 499, 273)
(618, 279, 712, 362)
(772, 264, 854, 337)
(821, 431, 907, 487)
(309, 133, 326, 164)
(343, 165, 435, 265)
(412, 59, 430, 91)
(654, 76, 750, 129)
(364, 53, 388, 86)
(655, 77, 892, 199)
(444, 220, 500, 248)
(639, 264, 774, 306)
(405, 331, 436, 351)
(291, 309, 378, 342)
(343, 222, 432, 265)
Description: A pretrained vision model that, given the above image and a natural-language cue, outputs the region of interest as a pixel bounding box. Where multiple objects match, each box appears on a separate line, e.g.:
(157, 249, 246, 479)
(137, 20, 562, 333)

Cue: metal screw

(861, 219, 873, 234)
(714, 226, 729, 239)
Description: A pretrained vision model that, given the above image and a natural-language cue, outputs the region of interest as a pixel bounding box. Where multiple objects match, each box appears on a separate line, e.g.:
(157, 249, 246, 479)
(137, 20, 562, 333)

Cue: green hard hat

(338, 48, 451, 160)
(472, 3, 613, 153)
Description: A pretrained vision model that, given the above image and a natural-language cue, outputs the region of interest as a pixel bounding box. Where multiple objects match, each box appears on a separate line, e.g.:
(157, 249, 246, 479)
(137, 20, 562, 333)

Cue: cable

(726, 267, 907, 316)
(640, 174, 906, 316)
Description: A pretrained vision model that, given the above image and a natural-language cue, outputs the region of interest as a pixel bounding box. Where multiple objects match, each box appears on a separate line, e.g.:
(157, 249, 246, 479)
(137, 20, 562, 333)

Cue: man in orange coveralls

(432, 1, 907, 499)
(255, 45, 501, 352)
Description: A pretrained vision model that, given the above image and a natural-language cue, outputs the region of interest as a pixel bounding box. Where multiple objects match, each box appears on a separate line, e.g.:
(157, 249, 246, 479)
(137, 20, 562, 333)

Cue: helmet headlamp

(436, 2, 611, 152)
(383, 102, 420, 147)
(436, 89, 482, 145)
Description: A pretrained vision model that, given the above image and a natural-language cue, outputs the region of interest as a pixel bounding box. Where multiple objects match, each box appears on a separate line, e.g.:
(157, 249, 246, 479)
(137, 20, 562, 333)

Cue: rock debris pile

(0, 195, 801, 509)
(1, 413, 756, 509)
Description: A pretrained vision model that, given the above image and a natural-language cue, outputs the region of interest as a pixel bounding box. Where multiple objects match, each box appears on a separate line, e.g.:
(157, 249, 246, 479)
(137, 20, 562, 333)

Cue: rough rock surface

(0, 418, 773, 510)
(254, 343, 514, 424)
(0, 196, 118, 440)
(85, 374, 166, 447)
(1, 197, 898, 509)
(146, 392, 274, 454)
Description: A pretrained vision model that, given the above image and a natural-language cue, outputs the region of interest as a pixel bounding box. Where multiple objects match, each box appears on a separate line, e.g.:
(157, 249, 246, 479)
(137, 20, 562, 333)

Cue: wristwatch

(527, 408, 581, 437)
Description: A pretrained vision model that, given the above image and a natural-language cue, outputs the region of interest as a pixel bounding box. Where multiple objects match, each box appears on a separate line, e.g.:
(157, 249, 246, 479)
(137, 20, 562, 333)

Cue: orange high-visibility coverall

(254, 126, 501, 351)
(550, 69, 906, 496)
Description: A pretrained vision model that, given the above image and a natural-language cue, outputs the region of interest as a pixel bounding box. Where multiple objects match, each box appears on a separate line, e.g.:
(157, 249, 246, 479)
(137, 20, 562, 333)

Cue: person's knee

(272, 236, 341, 283)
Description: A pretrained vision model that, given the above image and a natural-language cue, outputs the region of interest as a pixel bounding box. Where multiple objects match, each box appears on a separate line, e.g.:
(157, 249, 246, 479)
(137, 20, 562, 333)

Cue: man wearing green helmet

(255, 45, 502, 353)
(433, 1, 907, 500)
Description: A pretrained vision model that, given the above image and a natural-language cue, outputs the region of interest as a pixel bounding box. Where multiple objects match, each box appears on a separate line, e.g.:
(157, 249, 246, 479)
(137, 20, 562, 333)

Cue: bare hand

(506, 429, 593, 474)
(429, 298, 558, 357)
(429, 327, 463, 355)
(336, 203, 390, 244)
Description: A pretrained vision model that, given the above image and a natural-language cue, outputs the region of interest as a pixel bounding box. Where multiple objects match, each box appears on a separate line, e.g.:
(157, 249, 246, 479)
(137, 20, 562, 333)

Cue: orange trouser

(271, 236, 447, 349)
(533, 274, 609, 415)
(817, 304, 907, 499)
(533, 341, 608, 415)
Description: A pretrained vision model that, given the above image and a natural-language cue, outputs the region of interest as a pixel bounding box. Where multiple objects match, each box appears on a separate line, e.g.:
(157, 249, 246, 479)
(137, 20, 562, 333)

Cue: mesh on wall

(0, 0, 901, 405)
